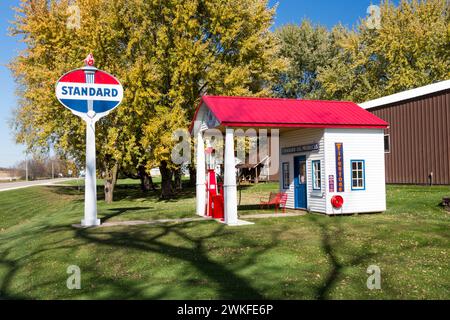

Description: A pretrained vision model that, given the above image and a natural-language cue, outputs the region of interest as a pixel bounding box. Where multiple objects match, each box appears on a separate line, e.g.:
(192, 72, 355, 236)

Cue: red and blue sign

(335, 143, 345, 192)
(328, 175, 335, 193)
(56, 67, 123, 116)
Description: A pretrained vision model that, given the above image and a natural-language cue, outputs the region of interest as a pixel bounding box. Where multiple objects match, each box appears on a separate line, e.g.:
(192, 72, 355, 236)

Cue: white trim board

(359, 80, 450, 110)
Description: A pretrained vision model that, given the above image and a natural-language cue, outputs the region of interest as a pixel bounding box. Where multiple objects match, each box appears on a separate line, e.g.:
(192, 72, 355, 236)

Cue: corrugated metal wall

(370, 89, 450, 185)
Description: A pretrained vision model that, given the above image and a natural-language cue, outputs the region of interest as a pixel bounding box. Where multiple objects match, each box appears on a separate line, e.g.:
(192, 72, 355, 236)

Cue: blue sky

(0, 0, 384, 167)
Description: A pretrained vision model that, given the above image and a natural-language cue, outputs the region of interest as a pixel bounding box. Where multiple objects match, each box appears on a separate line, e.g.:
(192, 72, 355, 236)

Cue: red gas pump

(205, 147, 224, 220)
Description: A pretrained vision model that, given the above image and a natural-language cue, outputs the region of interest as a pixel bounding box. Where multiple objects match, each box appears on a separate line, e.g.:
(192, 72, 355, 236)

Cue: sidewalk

(240, 212, 307, 219)
(0, 178, 76, 192)
(72, 211, 307, 229)
(72, 217, 205, 228)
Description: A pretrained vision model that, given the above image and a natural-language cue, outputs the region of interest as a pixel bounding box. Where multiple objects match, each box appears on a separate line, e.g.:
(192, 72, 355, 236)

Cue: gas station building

(191, 96, 389, 225)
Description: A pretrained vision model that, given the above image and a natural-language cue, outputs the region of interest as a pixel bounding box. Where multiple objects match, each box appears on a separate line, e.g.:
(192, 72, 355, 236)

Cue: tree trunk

(173, 168, 182, 190)
(189, 165, 196, 187)
(138, 165, 155, 192)
(104, 163, 118, 204)
(159, 160, 174, 200)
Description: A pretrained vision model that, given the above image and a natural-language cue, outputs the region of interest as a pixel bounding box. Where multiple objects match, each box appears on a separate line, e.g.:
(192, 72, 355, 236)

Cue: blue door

(294, 156, 307, 209)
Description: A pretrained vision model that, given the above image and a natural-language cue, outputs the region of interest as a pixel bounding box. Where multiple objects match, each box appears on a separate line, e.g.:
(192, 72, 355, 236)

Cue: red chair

(260, 192, 288, 213)
(278, 192, 288, 213)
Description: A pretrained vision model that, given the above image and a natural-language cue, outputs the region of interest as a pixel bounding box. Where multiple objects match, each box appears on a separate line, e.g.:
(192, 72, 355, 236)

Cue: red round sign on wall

(331, 195, 344, 209)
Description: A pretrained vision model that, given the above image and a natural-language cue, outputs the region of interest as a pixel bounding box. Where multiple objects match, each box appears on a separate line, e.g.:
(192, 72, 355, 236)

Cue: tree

(9, 0, 138, 203)
(274, 20, 342, 99)
(9, 0, 285, 200)
(318, 0, 450, 102)
(129, 0, 286, 199)
(14, 154, 77, 180)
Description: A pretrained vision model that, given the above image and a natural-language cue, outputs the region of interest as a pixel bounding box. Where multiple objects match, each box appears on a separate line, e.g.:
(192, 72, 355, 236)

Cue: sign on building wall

(335, 143, 344, 192)
(328, 175, 335, 193)
(281, 143, 319, 155)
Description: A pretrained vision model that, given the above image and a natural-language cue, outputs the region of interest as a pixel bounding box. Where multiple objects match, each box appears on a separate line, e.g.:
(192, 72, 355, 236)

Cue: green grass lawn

(0, 180, 449, 299)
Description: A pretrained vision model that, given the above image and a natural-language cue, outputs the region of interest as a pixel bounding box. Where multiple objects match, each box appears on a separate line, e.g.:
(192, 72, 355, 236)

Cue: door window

(299, 162, 306, 184)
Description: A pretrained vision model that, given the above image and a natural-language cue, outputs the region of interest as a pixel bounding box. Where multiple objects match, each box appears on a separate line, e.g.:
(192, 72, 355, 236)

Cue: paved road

(0, 178, 76, 192)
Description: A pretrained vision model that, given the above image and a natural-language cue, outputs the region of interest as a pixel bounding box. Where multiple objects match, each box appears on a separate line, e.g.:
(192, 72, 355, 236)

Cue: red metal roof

(193, 96, 389, 129)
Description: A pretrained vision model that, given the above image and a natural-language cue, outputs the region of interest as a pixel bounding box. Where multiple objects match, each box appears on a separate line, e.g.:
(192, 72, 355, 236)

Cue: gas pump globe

(205, 145, 224, 220)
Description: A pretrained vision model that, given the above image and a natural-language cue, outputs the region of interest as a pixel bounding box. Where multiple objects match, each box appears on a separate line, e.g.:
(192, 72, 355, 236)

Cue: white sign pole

(56, 54, 123, 227)
(81, 61, 100, 227)
(82, 117, 100, 227)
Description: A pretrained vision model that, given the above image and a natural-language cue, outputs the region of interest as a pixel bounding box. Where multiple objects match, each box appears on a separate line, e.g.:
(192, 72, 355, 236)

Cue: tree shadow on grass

(46, 184, 197, 203)
(73, 221, 278, 299)
(43, 185, 84, 196)
(0, 214, 436, 299)
(237, 204, 280, 213)
(306, 214, 390, 299)
(0, 227, 86, 300)
(1, 218, 279, 299)
(0, 249, 27, 300)
(100, 207, 153, 223)
(238, 204, 262, 211)
(305, 213, 436, 299)
(0, 223, 164, 299)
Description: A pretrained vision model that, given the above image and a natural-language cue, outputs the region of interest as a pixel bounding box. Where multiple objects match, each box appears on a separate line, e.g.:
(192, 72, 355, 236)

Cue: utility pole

(25, 153, 28, 181)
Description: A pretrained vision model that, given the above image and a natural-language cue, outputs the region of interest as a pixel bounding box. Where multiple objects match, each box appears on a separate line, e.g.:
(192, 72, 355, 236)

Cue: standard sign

(56, 68, 123, 117)
(55, 54, 123, 227)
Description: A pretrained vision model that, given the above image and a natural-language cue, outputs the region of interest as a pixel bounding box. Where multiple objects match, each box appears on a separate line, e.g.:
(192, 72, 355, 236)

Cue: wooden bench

(260, 192, 288, 213)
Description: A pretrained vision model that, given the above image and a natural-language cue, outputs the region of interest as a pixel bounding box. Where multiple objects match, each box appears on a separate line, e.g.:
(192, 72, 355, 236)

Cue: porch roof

(191, 95, 389, 131)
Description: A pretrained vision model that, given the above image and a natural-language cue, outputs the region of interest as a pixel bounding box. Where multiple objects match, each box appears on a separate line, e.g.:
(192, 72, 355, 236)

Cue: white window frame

(351, 160, 365, 191)
(312, 160, 321, 190)
(282, 162, 290, 189)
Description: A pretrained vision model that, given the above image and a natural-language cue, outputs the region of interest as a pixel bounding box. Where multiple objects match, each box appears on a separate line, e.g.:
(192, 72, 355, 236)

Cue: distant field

(0, 180, 448, 299)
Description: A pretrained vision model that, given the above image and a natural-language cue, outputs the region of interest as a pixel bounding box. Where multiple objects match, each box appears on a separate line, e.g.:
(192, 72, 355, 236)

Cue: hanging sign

(335, 143, 344, 192)
(55, 54, 123, 227)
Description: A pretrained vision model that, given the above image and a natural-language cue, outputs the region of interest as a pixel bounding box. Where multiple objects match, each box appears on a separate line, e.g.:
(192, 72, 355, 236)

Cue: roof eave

(220, 122, 388, 129)
(359, 79, 450, 109)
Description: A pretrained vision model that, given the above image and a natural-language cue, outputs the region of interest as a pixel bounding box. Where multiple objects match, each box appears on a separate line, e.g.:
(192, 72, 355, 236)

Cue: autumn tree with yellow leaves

(10, 0, 285, 200)
(317, 0, 450, 102)
(275, 0, 449, 102)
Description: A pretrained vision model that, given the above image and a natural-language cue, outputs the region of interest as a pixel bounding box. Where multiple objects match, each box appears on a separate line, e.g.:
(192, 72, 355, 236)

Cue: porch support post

(224, 127, 238, 225)
(196, 130, 206, 216)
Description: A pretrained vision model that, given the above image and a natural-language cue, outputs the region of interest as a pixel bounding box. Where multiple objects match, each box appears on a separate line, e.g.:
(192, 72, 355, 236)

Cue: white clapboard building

(190, 96, 389, 225)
